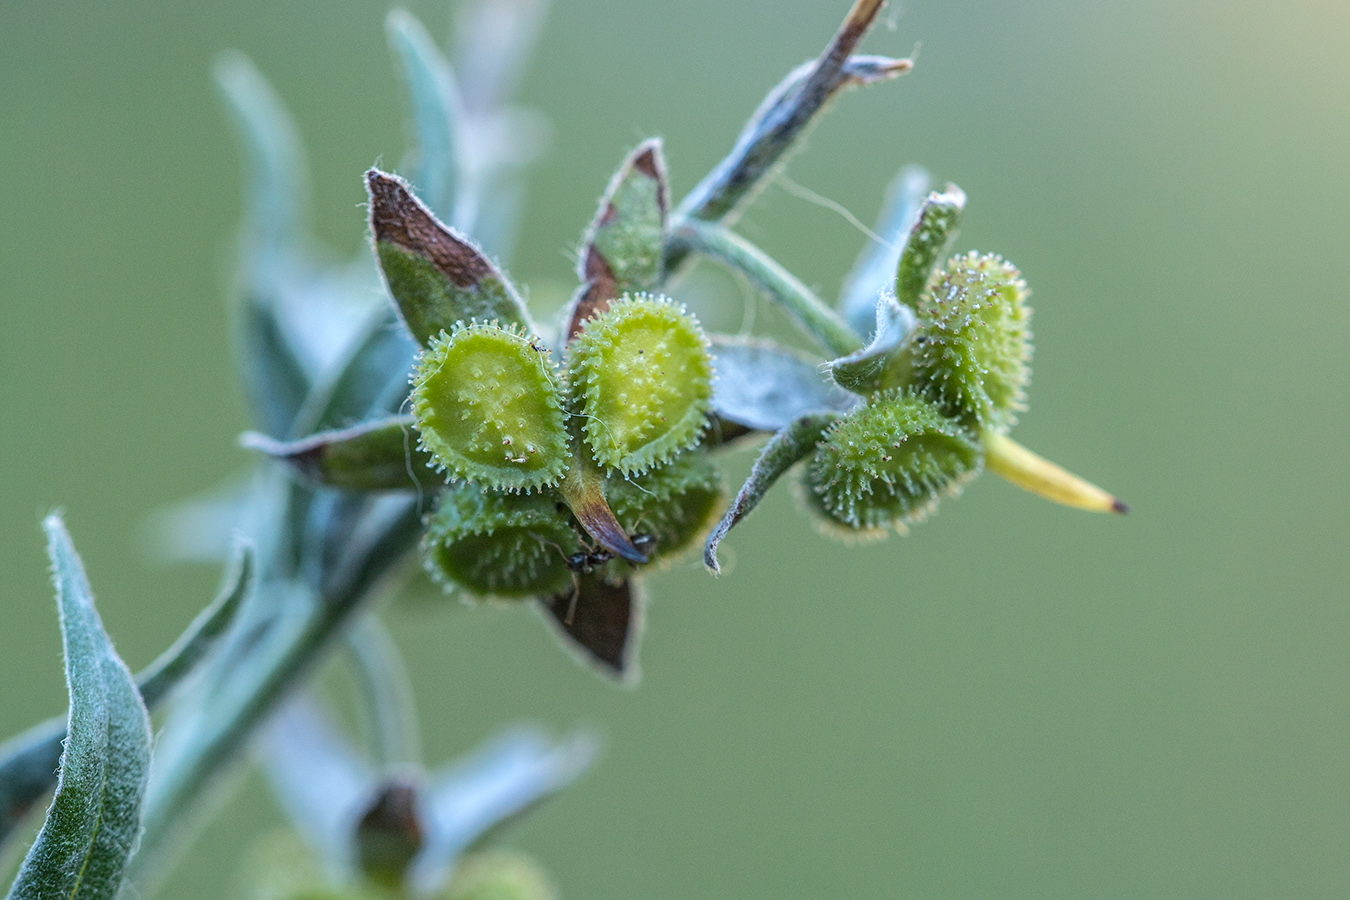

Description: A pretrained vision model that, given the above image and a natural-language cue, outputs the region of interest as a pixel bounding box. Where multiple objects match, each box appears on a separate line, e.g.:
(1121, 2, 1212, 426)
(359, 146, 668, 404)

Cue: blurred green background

(2, 0, 1348, 897)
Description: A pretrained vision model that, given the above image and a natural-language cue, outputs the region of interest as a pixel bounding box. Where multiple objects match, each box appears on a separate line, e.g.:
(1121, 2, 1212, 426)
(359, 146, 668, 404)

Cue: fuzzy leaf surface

(895, 184, 965, 310)
(5, 518, 152, 900)
(824, 294, 917, 395)
(367, 169, 531, 344)
(243, 417, 433, 492)
(704, 413, 837, 573)
(709, 336, 858, 432)
(564, 140, 669, 340)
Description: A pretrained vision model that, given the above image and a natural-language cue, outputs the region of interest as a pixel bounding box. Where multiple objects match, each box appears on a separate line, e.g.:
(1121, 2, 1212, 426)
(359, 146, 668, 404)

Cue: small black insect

(565, 533, 656, 574)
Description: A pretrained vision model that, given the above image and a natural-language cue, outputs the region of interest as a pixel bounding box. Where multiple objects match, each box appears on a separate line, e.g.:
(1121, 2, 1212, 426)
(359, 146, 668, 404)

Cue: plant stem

(669, 219, 862, 358)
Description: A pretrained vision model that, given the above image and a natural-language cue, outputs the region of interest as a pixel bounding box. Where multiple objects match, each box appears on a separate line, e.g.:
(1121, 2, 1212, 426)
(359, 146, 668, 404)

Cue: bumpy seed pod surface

(422, 481, 580, 598)
(808, 389, 983, 530)
(605, 451, 724, 562)
(411, 323, 570, 491)
(912, 251, 1032, 433)
(568, 295, 713, 475)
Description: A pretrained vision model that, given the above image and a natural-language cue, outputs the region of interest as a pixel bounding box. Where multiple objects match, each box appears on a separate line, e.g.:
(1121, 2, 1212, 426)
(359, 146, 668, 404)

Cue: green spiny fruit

(568, 294, 713, 475)
(807, 389, 983, 530)
(605, 451, 723, 563)
(411, 323, 570, 491)
(422, 481, 579, 598)
(911, 251, 1032, 433)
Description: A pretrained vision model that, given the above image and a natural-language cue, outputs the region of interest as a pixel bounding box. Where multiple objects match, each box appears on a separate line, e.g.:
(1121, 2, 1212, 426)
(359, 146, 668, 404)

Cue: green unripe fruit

(422, 481, 579, 598)
(807, 389, 983, 530)
(568, 294, 713, 475)
(912, 251, 1032, 433)
(605, 451, 723, 562)
(411, 323, 570, 491)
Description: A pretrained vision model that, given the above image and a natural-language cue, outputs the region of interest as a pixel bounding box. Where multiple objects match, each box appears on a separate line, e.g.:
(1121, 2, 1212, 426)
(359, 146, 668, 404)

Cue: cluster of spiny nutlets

(250, 135, 1124, 676)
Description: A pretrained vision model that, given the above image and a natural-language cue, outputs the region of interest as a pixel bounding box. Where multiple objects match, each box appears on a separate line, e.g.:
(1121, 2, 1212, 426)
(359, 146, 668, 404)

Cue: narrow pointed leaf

(895, 184, 966, 310)
(674, 0, 911, 228)
(215, 53, 313, 437)
(839, 165, 931, 335)
(984, 432, 1128, 514)
(825, 294, 917, 394)
(704, 413, 837, 573)
(387, 10, 463, 221)
(537, 576, 644, 683)
(5, 517, 152, 900)
(367, 169, 532, 344)
(0, 546, 252, 849)
(410, 728, 596, 894)
(709, 335, 858, 432)
(242, 416, 434, 492)
(563, 139, 669, 340)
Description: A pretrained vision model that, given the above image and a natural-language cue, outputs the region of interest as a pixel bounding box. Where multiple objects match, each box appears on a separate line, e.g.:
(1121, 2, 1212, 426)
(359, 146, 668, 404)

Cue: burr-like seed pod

(411, 323, 570, 492)
(421, 481, 579, 598)
(912, 251, 1032, 434)
(807, 389, 983, 531)
(568, 294, 713, 475)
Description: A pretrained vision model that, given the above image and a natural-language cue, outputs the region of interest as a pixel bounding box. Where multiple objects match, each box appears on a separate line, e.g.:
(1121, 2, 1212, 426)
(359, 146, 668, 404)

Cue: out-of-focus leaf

(387, 10, 463, 222)
(710, 335, 858, 432)
(703, 413, 838, 573)
(0, 545, 252, 849)
(299, 307, 418, 435)
(895, 184, 965, 310)
(344, 617, 420, 769)
(366, 169, 533, 344)
(5, 517, 152, 900)
(824, 294, 917, 395)
(536, 576, 644, 683)
(838, 165, 931, 336)
(258, 698, 378, 877)
(215, 52, 314, 438)
(242, 417, 434, 493)
(452, 0, 550, 115)
(563, 139, 669, 341)
(409, 729, 595, 894)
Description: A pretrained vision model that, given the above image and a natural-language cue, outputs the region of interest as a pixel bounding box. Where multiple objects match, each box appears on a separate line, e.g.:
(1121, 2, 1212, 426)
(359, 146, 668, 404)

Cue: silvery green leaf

(366, 169, 534, 344)
(409, 729, 595, 894)
(0, 544, 252, 849)
(258, 698, 378, 878)
(242, 417, 433, 493)
(704, 413, 838, 574)
(895, 184, 966, 310)
(5, 517, 151, 900)
(387, 10, 463, 222)
(709, 335, 858, 432)
(563, 139, 669, 340)
(824, 294, 917, 395)
(537, 576, 644, 684)
(838, 165, 931, 336)
(675, 44, 912, 227)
